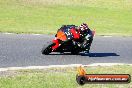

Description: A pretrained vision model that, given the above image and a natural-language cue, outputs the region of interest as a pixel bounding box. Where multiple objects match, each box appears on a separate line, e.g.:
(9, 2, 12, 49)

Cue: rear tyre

(71, 50, 80, 55)
(71, 45, 80, 55)
(41, 42, 54, 55)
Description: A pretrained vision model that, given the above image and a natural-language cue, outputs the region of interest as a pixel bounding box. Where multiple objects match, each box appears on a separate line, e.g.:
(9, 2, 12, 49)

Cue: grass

(0, 0, 132, 36)
(0, 65, 132, 88)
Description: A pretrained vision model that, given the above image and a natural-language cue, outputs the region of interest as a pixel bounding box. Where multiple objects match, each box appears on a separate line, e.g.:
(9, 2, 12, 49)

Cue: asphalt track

(0, 33, 132, 68)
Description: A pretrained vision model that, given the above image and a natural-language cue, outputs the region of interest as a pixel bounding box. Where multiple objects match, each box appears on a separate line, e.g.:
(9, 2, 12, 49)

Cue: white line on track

(0, 63, 132, 72)
(103, 36, 112, 37)
(2, 33, 43, 36)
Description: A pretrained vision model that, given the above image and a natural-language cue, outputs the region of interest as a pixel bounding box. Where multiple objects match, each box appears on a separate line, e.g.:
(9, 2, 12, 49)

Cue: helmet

(79, 23, 89, 35)
(79, 23, 89, 32)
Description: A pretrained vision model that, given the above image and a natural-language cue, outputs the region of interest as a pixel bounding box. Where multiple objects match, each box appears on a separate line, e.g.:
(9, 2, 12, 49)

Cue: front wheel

(41, 42, 54, 55)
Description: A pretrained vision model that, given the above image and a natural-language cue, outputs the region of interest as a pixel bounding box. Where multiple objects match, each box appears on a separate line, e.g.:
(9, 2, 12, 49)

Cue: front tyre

(41, 42, 54, 55)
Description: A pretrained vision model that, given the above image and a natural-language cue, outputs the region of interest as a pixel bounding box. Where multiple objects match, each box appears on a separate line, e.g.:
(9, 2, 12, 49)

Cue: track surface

(0, 34, 132, 68)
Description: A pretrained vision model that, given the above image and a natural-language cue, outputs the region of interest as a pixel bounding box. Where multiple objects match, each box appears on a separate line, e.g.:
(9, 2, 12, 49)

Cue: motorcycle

(41, 25, 95, 55)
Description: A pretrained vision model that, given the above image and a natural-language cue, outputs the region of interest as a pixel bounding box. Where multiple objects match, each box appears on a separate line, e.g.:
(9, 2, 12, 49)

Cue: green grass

(0, 0, 132, 36)
(0, 65, 132, 88)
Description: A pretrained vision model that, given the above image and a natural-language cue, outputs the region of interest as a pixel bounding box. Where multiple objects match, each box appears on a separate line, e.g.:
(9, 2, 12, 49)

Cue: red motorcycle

(41, 25, 95, 55)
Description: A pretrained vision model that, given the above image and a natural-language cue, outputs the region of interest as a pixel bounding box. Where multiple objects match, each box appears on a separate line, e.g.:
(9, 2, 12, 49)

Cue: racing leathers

(78, 28, 93, 53)
(58, 25, 93, 53)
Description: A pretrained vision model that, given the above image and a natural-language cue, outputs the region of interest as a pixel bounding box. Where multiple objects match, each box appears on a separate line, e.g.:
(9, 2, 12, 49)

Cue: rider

(59, 23, 93, 53)
(77, 23, 93, 53)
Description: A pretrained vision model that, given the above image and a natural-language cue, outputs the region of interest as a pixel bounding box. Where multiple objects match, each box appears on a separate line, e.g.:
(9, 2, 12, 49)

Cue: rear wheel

(71, 50, 80, 55)
(71, 45, 80, 55)
(71, 51, 79, 55)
